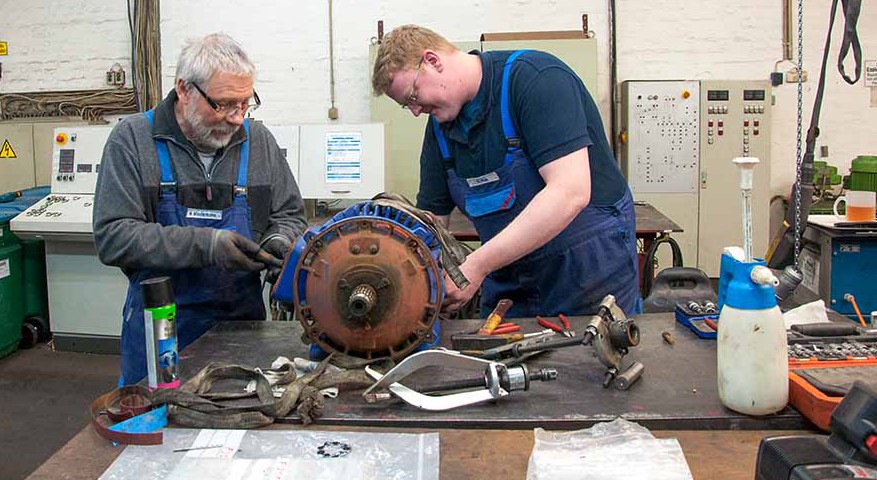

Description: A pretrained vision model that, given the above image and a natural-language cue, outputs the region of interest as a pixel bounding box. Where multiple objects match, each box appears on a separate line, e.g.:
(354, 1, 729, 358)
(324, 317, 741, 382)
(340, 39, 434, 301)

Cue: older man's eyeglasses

(191, 82, 261, 117)
(401, 59, 424, 110)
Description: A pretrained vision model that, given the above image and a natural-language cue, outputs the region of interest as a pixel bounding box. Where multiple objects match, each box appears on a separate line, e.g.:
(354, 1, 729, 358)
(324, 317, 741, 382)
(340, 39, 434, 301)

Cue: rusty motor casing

(272, 202, 445, 360)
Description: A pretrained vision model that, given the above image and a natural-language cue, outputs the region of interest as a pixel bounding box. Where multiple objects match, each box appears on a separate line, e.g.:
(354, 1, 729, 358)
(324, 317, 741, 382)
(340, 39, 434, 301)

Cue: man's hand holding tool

(477, 299, 514, 334)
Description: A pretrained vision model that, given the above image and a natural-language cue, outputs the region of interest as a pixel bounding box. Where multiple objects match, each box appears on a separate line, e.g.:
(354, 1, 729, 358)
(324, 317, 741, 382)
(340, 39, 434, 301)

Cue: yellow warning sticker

(0, 139, 17, 158)
(0, 42, 6, 56)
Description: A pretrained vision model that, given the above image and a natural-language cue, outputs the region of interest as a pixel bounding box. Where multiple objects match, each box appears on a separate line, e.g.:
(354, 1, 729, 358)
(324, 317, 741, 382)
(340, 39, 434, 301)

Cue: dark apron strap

(234, 120, 250, 196)
(433, 49, 532, 172)
(144, 110, 177, 193)
(499, 49, 531, 155)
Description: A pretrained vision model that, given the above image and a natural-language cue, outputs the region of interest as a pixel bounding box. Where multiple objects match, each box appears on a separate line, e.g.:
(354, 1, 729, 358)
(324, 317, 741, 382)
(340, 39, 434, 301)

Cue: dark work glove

(211, 230, 266, 271)
(262, 236, 291, 284)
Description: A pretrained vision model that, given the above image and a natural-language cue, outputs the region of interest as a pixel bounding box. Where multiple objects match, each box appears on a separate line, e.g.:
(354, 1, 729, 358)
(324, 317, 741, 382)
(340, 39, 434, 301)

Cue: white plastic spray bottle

(716, 157, 788, 415)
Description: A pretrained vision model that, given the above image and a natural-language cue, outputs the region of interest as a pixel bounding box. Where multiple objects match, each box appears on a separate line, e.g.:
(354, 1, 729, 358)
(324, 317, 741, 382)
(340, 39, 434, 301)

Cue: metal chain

(793, 0, 804, 265)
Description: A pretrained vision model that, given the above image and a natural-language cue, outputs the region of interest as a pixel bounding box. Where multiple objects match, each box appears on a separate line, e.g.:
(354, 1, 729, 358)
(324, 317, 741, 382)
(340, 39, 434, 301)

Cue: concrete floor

(0, 344, 119, 480)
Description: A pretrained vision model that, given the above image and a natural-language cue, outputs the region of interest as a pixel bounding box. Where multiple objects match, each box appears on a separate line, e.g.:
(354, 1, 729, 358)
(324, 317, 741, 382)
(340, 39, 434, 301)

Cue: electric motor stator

(272, 201, 445, 360)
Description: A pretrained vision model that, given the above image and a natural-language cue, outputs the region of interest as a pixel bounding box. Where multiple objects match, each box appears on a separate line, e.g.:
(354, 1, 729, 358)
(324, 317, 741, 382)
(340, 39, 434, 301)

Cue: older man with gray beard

(93, 33, 306, 385)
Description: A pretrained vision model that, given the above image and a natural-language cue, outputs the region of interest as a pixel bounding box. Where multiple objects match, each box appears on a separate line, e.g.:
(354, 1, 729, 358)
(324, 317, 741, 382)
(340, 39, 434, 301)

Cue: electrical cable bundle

(129, 0, 162, 111)
(0, 89, 136, 122)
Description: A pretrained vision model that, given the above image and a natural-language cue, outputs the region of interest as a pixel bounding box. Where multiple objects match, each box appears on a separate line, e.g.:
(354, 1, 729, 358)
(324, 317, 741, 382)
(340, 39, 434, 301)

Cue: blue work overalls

(433, 51, 642, 318)
(118, 110, 265, 385)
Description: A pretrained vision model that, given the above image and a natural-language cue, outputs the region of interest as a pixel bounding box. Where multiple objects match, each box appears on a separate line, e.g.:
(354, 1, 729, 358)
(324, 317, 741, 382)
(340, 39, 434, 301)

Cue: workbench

(28, 313, 814, 480)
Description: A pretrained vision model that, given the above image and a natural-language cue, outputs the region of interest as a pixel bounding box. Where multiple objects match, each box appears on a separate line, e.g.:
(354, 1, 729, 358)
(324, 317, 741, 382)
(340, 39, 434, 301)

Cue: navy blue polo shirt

(416, 50, 627, 216)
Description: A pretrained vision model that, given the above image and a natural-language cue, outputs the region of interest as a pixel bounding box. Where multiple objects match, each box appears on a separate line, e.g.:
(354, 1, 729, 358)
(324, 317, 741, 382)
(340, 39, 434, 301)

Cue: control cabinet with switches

(11, 125, 127, 352)
(620, 80, 772, 276)
(50, 126, 113, 195)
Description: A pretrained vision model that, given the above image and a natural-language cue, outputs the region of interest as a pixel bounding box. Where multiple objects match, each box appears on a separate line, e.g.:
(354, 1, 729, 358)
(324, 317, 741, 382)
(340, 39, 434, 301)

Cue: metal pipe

(614, 362, 644, 390)
(327, 0, 338, 119)
(783, 0, 793, 61)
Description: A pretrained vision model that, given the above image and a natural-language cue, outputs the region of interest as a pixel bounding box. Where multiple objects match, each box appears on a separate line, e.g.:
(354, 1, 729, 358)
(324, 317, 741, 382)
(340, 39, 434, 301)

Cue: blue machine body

(801, 225, 877, 322)
(273, 201, 444, 358)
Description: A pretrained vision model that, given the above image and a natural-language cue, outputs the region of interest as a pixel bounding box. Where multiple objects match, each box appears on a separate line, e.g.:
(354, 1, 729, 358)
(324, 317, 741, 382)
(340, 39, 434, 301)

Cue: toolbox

(787, 333, 877, 431)
(674, 302, 719, 339)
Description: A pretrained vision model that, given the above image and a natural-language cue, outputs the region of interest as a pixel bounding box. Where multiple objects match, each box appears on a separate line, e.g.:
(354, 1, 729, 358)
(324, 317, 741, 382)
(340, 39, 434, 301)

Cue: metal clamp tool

(481, 295, 645, 390)
(362, 349, 557, 411)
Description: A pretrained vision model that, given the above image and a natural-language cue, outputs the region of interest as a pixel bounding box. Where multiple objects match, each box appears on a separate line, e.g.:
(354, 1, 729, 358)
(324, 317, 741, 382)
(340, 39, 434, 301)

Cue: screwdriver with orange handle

(491, 322, 521, 334)
(477, 299, 514, 335)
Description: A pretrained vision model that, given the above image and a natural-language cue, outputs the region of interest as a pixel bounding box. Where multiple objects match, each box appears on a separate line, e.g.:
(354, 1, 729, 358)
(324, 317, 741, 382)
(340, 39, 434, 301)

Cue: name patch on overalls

(466, 172, 500, 188)
(186, 208, 223, 220)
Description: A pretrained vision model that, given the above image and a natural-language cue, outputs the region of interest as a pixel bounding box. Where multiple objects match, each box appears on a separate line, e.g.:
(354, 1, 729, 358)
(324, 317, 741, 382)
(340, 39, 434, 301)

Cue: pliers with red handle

(536, 314, 574, 337)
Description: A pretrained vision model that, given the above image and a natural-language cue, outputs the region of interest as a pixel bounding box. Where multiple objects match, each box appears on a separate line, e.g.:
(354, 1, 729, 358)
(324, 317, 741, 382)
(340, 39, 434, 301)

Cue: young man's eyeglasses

(191, 82, 261, 117)
(401, 59, 424, 110)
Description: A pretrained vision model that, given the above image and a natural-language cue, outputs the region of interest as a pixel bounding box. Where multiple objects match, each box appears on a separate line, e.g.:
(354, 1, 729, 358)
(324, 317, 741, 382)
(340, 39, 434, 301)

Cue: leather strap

(90, 386, 163, 445)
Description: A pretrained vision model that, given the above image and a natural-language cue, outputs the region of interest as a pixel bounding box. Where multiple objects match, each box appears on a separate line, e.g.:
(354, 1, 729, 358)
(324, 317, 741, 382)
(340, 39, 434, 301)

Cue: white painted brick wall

(2, 0, 875, 196)
(0, 0, 131, 91)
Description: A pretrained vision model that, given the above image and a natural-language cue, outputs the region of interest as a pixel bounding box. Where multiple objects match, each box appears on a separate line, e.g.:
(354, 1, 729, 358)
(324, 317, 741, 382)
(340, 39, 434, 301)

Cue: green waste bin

(0, 222, 24, 358)
(1, 186, 52, 353)
(21, 239, 49, 324)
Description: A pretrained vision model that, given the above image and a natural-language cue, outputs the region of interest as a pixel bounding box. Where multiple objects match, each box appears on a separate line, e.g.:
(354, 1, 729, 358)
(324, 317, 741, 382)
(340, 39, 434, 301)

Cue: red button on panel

(754, 129, 759, 136)
(718, 121, 724, 127)
(718, 130, 724, 136)
(708, 120, 714, 127)
(754, 120, 760, 127)
(744, 120, 750, 127)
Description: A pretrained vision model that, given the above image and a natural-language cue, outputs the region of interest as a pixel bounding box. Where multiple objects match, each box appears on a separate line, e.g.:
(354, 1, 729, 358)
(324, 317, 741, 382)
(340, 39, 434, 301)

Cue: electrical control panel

(12, 126, 114, 239)
(620, 80, 772, 276)
(621, 81, 700, 194)
(51, 126, 114, 195)
(697, 80, 772, 275)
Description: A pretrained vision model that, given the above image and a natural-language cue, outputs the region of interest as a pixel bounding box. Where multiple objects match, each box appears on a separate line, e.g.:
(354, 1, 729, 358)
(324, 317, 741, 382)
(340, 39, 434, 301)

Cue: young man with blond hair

(372, 24, 641, 318)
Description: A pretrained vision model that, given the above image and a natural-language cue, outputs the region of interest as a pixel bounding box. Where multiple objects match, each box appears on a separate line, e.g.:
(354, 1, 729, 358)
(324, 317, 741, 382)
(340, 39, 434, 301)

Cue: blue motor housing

(272, 201, 445, 360)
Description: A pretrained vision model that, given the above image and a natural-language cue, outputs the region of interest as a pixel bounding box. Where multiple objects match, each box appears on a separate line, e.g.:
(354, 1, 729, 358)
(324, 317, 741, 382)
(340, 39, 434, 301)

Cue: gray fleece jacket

(93, 90, 307, 274)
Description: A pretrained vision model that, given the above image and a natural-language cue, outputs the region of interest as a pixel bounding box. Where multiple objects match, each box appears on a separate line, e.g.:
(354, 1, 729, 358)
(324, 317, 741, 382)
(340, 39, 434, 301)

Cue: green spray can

(141, 276, 179, 389)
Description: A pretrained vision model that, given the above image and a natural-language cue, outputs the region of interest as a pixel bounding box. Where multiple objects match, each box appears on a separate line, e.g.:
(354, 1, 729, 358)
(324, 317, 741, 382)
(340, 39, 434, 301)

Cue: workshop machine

(810, 155, 877, 215)
(272, 197, 457, 361)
